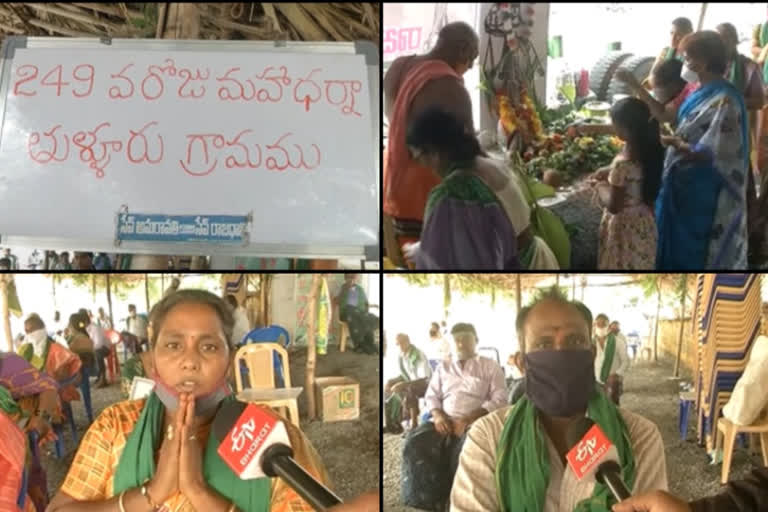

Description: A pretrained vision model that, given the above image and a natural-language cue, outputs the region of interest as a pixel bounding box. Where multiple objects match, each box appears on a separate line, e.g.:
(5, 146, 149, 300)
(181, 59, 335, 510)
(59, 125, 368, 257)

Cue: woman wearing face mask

(614, 59, 697, 131)
(47, 290, 330, 512)
(0, 352, 62, 512)
(450, 287, 668, 512)
(646, 17, 694, 89)
(17, 314, 83, 406)
(656, 31, 749, 270)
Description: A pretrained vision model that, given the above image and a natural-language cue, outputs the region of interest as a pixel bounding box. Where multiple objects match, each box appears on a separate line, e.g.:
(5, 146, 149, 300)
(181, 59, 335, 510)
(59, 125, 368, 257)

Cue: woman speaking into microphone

(47, 290, 330, 512)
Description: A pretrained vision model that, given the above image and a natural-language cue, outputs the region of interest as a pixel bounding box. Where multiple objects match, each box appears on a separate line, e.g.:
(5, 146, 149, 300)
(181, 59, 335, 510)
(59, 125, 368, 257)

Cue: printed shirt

(60, 399, 331, 512)
(450, 406, 668, 512)
(424, 355, 507, 419)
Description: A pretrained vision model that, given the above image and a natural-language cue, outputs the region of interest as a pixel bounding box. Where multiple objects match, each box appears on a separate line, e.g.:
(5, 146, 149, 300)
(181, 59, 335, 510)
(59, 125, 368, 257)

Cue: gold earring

(166, 424, 174, 441)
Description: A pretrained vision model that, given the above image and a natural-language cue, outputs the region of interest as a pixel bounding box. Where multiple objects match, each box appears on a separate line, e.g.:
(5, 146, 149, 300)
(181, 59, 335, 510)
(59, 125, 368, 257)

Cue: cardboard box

(315, 376, 360, 422)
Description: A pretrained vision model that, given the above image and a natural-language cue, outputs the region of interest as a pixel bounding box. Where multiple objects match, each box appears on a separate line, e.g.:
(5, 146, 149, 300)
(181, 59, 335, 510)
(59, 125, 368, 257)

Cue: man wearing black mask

(451, 287, 668, 511)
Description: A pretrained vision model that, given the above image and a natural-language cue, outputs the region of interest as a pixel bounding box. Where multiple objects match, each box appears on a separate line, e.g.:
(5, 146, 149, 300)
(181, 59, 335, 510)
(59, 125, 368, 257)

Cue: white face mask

(681, 63, 699, 84)
(24, 328, 49, 356)
(595, 326, 610, 338)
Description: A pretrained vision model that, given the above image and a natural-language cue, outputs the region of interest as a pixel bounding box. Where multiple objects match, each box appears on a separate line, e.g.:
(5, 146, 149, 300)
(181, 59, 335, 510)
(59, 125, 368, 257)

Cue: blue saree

(656, 78, 749, 270)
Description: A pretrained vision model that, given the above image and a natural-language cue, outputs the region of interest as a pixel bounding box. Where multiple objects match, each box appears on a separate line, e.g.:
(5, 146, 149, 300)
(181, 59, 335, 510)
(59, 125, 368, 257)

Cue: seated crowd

(387, 288, 660, 512)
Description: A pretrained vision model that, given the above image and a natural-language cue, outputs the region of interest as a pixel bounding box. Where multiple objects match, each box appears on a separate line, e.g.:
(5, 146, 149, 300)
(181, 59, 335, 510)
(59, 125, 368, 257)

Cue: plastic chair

(54, 400, 79, 458)
(339, 321, 350, 352)
(234, 343, 299, 426)
(240, 326, 290, 387)
(678, 391, 696, 441)
(104, 329, 124, 382)
(715, 412, 768, 483)
(241, 325, 291, 347)
(235, 342, 291, 390)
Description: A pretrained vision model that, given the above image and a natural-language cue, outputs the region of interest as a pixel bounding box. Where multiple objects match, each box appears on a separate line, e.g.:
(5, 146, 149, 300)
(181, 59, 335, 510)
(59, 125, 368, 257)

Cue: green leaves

(532, 206, 571, 268)
(508, 154, 571, 268)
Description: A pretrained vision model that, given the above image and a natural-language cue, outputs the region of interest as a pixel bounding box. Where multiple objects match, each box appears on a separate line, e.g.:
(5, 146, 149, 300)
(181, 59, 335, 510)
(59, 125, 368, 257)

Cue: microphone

(212, 400, 342, 511)
(565, 417, 631, 502)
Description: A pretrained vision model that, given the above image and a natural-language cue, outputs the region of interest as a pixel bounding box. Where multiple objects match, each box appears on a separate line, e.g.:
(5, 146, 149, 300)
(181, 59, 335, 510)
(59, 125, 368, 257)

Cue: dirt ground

(41, 346, 380, 503)
(383, 358, 762, 511)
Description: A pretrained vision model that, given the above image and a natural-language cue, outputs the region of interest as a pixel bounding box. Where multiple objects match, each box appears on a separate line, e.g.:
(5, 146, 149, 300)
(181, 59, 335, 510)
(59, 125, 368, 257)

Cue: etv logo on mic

(565, 424, 612, 480)
(217, 403, 291, 479)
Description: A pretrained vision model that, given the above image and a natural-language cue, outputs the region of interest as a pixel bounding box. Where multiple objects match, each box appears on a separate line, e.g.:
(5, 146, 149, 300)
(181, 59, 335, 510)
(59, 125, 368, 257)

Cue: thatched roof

(398, 273, 695, 297)
(0, 3, 379, 43)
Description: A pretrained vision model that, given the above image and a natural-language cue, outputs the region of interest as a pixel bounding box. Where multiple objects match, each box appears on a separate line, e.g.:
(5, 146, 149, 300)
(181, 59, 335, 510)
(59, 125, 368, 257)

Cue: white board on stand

(0, 37, 379, 261)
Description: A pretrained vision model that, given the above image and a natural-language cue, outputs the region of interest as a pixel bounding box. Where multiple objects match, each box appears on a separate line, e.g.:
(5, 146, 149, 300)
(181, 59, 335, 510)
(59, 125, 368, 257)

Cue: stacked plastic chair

(693, 273, 761, 451)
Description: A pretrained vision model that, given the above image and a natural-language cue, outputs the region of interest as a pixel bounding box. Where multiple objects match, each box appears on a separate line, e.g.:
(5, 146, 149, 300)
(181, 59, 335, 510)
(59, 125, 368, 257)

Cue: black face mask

(524, 349, 596, 417)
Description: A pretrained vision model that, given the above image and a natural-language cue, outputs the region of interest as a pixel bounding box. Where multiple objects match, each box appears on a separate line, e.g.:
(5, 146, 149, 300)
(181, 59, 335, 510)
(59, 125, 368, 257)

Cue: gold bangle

(118, 490, 127, 512)
(141, 484, 161, 511)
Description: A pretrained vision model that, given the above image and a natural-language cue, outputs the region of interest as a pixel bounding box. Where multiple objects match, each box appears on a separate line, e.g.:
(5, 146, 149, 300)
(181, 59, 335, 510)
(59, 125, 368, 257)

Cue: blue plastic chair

(54, 401, 78, 458)
(238, 326, 291, 388)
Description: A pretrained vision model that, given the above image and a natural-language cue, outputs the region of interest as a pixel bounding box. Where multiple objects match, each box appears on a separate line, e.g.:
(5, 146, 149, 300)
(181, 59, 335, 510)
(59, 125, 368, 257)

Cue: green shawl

(599, 333, 617, 384)
(664, 47, 683, 62)
(113, 392, 271, 511)
(760, 23, 768, 84)
(495, 389, 636, 512)
(728, 56, 746, 96)
(0, 385, 21, 417)
(17, 338, 51, 372)
(424, 166, 500, 225)
(398, 345, 423, 381)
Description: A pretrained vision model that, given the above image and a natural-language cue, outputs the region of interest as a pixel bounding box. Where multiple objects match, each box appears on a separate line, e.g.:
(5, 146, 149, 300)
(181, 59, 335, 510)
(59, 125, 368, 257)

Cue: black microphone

(566, 417, 631, 501)
(212, 400, 342, 511)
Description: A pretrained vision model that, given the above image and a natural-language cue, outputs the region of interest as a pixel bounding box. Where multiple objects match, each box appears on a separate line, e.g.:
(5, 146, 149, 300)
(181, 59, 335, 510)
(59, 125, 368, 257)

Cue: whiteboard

(0, 37, 379, 260)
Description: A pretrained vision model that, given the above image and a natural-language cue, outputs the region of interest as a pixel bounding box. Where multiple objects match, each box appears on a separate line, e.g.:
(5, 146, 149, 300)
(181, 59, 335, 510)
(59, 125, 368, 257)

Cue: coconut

(543, 169, 563, 188)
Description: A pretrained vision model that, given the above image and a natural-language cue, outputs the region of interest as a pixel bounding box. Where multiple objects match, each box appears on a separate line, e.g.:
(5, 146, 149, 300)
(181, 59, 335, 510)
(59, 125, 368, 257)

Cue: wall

(655, 318, 697, 379)
(478, 3, 550, 132)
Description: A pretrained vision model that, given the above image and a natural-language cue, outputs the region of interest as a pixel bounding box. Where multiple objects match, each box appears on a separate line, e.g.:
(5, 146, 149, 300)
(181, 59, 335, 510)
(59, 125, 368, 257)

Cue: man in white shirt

(87, 319, 111, 388)
(451, 288, 667, 512)
(226, 294, 251, 346)
(385, 333, 432, 434)
(402, 323, 507, 511)
(594, 314, 631, 405)
(425, 321, 452, 363)
(126, 304, 149, 352)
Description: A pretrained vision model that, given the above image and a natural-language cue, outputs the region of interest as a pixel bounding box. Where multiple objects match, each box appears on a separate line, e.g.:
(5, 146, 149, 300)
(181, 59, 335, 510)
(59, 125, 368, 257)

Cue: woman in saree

(405, 106, 559, 270)
(0, 352, 62, 512)
(18, 314, 82, 405)
(656, 31, 750, 270)
(47, 289, 331, 512)
(646, 17, 693, 88)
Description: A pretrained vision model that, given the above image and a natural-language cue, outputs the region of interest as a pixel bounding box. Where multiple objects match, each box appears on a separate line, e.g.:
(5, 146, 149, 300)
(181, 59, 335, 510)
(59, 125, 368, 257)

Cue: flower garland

(498, 88, 544, 148)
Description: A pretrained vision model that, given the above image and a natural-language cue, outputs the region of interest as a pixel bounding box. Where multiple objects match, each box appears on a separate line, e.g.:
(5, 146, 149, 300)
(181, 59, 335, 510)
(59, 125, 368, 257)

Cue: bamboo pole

(106, 274, 114, 328)
(1, 277, 12, 352)
(92, 274, 97, 303)
(653, 284, 661, 363)
(305, 274, 321, 420)
(674, 276, 688, 377)
(516, 274, 523, 351)
(145, 274, 150, 311)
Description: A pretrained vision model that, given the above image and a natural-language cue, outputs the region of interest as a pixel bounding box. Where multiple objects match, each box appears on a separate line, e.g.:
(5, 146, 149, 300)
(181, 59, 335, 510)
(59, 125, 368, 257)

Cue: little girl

(596, 98, 663, 269)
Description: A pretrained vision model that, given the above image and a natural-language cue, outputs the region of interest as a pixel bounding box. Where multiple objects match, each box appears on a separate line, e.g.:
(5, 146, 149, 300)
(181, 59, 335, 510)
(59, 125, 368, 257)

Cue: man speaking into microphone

(450, 287, 668, 511)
